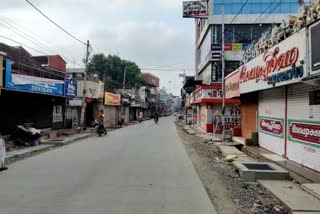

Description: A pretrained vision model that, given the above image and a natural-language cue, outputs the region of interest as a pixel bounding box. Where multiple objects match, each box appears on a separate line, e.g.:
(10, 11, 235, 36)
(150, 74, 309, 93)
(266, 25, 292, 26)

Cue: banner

(104, 92, 121, 106)
(65, 79, 77, 97)
(183, 1, 208, 18)
(5, 60, 64, 96)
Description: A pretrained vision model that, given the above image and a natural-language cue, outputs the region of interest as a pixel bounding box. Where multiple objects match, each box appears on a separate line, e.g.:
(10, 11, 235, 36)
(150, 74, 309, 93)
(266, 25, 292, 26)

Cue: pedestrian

(0, 134, 8, 171)
(99, 109, 105, 122)
(139, 111, 143, 123)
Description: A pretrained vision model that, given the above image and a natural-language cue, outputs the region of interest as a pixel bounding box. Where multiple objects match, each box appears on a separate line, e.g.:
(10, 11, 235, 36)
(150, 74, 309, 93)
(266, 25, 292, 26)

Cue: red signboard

(289, 121, 320, 145)
(224, 43, 232, 51)
(259, 117, 284, 136)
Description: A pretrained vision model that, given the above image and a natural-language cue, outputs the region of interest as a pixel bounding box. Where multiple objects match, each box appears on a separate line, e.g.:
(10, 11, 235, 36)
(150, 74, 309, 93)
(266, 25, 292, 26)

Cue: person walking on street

(0, 134, 8, 171)
(139, 111, 143, 123)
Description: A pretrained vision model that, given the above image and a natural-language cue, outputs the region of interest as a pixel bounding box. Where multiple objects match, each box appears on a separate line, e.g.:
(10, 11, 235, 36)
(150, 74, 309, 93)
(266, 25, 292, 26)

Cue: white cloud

(0, 0, 194, 95)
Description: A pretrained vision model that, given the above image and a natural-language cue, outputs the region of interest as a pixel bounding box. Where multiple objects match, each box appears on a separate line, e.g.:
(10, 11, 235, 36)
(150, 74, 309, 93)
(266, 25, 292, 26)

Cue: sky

(0, 0, 195, 96)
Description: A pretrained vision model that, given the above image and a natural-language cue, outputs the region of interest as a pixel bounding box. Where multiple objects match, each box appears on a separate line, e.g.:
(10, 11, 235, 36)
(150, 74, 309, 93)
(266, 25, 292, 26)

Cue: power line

(0, 34, 49, 55)
(0, 22, 56, 55)
(229, 0, 250, 24)
(25, 0, 86, 46)
(254, 0, 279, 24)
(140, 68, 195, 71)
(0, 16, 84, 67)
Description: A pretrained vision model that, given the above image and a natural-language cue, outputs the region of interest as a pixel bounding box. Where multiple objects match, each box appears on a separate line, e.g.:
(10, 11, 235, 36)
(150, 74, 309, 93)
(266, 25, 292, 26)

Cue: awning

(193, 98, 240, 104)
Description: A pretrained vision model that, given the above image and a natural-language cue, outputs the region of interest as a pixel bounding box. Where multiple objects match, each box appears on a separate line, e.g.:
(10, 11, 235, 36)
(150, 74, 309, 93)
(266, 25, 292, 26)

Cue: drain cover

(243, 163, 274, 171)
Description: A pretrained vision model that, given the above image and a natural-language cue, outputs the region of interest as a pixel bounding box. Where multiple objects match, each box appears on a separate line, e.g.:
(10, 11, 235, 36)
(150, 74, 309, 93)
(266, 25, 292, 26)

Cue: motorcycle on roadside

(93, 119, 107, 137)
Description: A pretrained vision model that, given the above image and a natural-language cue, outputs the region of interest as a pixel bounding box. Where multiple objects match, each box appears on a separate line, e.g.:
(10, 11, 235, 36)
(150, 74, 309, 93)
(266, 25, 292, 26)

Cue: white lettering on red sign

(260, 118, 283, 136)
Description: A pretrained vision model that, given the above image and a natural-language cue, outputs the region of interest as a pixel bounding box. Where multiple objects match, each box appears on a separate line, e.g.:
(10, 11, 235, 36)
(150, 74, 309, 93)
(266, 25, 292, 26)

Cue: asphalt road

(0, 117, 217, 214)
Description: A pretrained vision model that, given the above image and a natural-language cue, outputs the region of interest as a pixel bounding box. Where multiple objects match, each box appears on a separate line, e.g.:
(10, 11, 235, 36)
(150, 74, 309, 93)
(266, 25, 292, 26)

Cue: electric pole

(80, 40, 90, 129)
(123, 67, 127, 90)
(221, 5, 226, 141)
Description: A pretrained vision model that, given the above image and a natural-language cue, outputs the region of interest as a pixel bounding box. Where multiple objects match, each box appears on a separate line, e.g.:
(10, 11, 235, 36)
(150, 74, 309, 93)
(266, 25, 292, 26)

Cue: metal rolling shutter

(287, 83, 320, 172)
(258, 87, 286, 156)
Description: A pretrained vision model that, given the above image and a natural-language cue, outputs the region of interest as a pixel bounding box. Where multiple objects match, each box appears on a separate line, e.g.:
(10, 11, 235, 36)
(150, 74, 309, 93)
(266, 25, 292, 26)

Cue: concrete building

(196, 0, 300, 82)
(142, 73, 160, 116)
(188, 0, 300, 133)
(0, 43, 71, 133)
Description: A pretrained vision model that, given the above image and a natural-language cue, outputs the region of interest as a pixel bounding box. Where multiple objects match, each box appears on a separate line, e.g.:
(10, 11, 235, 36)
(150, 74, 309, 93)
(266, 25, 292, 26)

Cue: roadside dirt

(176, 124, 291, 214)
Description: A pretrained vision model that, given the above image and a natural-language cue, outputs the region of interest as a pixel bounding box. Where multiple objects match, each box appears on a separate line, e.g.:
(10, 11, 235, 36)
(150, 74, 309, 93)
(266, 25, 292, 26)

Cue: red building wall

(48, 55, 66, 72)
(143, 73, 159, 87)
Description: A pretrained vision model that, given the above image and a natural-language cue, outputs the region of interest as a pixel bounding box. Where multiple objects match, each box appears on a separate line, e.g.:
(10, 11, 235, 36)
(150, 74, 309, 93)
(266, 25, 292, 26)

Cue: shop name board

(239, 29, 306, 94)
(196, 89, 222, 99)
(104, 92, 121, 106)
(267, 65, 304, 86)
(65, 79, 77, 97)
(5, 60, 64, 96)
(211, 43, 250, 52)
(183, 1, 208, 18)
(289, 120, 320, 145)
(225, 82, 239, 91)
(240, 47, 299, 84)
(225, 70, 240, 99)
(259, 117, 284, 137)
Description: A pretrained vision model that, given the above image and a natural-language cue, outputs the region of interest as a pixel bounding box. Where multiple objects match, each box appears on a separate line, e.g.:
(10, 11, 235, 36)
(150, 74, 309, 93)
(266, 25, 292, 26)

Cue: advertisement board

(5, 60, 64, 96)
(259, 116, 284, 138)
(104, 92, 121, 106)
(65, 79, 77, 97)
(288, 119, 320, 148)
(309, 21, 320, 75)
(239, 28, 307, 94)
(77, 80, 104, 99)
(225, 70, 240, 99)
(183, 1, 208, 18)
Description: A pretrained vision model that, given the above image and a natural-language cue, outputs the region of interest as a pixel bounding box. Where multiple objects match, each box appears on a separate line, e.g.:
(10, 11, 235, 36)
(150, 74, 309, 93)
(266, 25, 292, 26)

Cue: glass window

(213, 0, 300, 15)
(234, 25, 252, 43)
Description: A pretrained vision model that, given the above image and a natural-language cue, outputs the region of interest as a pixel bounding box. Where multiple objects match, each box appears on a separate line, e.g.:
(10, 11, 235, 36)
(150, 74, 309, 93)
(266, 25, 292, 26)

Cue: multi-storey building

(189, 0, 300, 133)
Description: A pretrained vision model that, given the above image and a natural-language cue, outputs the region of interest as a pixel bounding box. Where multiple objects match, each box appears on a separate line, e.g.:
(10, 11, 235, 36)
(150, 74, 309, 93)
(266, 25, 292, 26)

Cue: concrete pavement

(0, 117, 217, 214)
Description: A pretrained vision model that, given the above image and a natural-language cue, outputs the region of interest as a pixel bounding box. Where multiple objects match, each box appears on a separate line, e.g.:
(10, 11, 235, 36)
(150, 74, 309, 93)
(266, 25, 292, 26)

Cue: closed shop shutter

(259, 87, 286, 156)
(287, 83, 320, 172)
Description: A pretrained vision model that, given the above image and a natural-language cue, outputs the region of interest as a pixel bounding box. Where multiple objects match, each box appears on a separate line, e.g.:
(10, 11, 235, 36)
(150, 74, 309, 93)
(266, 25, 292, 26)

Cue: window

(213, 0, 300, 15)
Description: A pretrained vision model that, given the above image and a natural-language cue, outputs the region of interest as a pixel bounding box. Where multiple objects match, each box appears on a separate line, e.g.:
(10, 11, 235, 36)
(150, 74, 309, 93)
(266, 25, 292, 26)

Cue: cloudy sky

(0, 0, 195, 95)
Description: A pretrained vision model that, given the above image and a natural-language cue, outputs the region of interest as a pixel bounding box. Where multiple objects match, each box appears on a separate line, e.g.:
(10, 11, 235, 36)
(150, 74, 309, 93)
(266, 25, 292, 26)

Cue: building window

(212, 24, 272, 44)
(213, 0, 300, 15)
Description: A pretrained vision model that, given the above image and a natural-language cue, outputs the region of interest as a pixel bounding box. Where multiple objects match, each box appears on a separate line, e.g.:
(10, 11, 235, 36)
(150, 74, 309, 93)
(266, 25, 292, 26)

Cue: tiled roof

(0, 42, 42, 68)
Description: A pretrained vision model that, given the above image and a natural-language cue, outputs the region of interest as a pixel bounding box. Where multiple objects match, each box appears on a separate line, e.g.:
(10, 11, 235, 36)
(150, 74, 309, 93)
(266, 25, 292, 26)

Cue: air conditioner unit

(309, 20, 320, 76)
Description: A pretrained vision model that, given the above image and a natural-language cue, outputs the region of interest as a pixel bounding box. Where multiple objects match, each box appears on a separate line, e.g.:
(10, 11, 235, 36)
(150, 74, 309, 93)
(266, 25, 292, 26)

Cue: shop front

(193, 85, 240, 133)
(77, 80, 104, 127)
(0, 59, 66, 133)
(104, 92, 121, 128)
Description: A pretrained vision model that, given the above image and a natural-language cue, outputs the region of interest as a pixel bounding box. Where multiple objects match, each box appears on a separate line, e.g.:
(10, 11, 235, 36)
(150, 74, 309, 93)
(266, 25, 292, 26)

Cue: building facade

(188, 0, 300, 133)
(225, 18, 320, 172)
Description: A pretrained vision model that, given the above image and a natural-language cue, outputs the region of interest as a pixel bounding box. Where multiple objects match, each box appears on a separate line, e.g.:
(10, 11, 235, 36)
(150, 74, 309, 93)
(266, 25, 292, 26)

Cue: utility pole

(80, 40, 90, 129)
(221, 5, 226, 141)
(123, 67, 127, 90)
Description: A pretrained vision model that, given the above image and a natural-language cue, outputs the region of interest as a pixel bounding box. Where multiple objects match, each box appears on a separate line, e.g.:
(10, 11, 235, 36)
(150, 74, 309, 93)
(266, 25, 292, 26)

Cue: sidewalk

(5, 133, 94, 165)
(244, 146, 320, 183)
(180, 124, 320, 213)
(4, 120, 141, 165)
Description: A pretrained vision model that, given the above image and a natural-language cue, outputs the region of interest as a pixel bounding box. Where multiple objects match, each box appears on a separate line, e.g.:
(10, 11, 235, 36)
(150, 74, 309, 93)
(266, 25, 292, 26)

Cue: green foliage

(88, 54, 146, 89)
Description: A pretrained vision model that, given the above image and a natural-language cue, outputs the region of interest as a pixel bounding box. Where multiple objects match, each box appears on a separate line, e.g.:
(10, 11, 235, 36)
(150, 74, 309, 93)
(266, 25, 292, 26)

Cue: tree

(88, 54, 145, 89)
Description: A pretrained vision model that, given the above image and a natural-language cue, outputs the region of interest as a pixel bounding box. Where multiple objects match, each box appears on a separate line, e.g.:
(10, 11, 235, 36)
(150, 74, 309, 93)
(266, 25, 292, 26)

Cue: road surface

(0, 117, 217, 214)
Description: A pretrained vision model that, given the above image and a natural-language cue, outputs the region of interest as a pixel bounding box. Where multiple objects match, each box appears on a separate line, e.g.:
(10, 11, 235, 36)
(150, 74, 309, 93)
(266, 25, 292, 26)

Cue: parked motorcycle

(93, 120, 107, 136)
